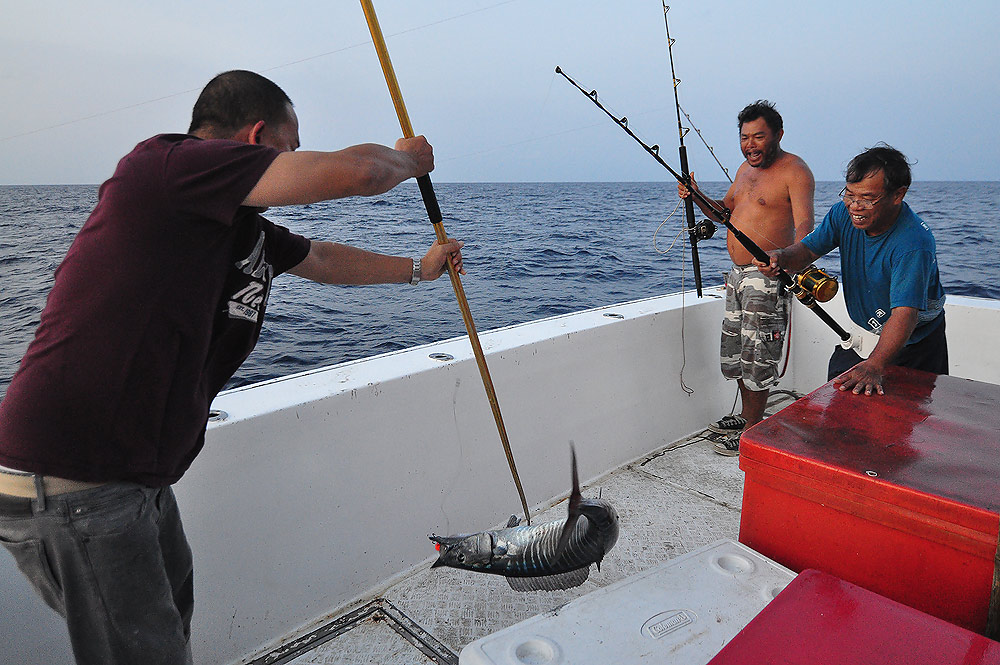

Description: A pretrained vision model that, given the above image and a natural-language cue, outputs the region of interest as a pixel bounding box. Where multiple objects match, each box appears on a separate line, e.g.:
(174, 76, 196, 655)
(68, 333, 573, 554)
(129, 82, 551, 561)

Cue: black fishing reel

(689, 218, 716, 241)
(795, 265, 838, 303)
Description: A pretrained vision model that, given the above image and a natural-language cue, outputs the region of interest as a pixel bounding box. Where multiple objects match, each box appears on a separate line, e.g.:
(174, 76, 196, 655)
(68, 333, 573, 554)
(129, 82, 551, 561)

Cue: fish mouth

(429, 534, 446, 567)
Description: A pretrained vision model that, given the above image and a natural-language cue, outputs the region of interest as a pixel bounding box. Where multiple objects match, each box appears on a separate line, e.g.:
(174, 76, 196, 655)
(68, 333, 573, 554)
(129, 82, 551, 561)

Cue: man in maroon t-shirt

(0, 70, 464, 665)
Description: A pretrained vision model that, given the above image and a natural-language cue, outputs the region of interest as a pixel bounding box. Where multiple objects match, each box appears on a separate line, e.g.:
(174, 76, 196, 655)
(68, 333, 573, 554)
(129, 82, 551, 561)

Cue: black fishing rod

(555, 65, 851, 342)
(662, 3, 705, 297)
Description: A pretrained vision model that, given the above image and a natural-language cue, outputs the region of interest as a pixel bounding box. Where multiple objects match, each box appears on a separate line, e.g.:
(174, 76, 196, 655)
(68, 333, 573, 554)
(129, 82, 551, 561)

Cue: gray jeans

(0, 482, 194, 665)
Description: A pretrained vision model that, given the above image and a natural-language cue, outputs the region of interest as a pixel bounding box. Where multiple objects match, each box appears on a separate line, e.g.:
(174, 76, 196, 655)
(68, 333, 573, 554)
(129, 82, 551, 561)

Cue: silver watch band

(410, 258, 421, 285)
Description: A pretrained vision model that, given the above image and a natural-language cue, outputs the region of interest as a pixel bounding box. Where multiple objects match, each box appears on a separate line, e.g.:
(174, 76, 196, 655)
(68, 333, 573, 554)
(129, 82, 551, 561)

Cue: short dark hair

(188, 70, 293, 136)
(845, 143, 912, 192)
(738, 100, 782, 134)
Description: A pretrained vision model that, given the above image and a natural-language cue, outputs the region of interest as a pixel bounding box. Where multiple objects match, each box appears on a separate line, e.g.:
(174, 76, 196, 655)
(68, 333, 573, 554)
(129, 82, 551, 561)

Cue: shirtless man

(678, 100, 814, 455)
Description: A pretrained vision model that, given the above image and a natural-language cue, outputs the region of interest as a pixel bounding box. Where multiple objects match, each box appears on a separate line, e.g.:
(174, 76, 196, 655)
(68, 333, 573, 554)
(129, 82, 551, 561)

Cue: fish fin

(506, 566, 590, 592)
(505, 514, 520, 528)
(554, 444, 583, 559)
(568, 444, 582, 515)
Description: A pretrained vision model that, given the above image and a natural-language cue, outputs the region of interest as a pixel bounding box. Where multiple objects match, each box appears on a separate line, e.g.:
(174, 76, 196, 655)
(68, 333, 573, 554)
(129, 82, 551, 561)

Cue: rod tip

(554, 66, 561, 73)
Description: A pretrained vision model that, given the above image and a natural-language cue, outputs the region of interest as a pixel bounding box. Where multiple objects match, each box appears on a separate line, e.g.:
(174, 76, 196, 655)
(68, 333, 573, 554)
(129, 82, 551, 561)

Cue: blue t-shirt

(802, 201, 945, 345)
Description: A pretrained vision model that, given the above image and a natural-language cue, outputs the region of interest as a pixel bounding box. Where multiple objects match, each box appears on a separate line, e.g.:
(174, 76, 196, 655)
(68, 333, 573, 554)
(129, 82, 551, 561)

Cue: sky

(1, 1, 998, 185)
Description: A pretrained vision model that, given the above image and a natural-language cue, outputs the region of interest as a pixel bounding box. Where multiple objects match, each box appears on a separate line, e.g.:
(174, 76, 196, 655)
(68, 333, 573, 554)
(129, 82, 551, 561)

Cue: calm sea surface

(2, 181, 998, 398)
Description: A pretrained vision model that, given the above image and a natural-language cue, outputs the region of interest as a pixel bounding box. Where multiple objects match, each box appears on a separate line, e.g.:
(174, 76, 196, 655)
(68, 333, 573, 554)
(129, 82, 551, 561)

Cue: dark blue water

(1, 181, 997, 397)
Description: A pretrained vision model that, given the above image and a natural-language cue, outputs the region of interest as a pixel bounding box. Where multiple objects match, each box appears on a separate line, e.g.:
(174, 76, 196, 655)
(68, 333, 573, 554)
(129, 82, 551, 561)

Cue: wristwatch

(410, 258, 421, 285)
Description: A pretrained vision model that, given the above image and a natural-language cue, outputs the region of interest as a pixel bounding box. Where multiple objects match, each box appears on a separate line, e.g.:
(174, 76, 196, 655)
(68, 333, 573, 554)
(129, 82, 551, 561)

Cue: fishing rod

(555, 65, 851, 343)
(662, 2, 705, 297)
(360, 0, 532, 524)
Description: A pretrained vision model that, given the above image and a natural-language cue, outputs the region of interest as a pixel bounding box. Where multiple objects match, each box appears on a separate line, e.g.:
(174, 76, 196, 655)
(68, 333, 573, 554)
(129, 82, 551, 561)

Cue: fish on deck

(429, 447, 619, 591)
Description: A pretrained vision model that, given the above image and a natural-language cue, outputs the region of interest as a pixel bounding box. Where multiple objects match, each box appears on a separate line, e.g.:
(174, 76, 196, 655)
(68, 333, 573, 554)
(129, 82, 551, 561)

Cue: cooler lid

(458, 540, 795, 665)
(707, 569, 1000, 664)
(741, 367, 1000, 519)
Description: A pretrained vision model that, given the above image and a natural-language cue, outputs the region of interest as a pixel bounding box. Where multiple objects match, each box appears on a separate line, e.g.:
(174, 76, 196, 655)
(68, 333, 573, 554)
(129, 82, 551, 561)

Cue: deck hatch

(248, 598, 458, 665)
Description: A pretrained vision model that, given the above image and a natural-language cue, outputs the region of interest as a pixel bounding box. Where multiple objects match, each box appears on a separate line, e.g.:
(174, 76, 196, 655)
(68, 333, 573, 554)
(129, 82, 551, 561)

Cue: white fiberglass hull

(2, 289, 997, 664)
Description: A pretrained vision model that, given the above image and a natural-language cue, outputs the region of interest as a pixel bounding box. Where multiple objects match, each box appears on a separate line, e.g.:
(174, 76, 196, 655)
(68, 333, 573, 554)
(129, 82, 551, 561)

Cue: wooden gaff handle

(359, 0, 531, 524)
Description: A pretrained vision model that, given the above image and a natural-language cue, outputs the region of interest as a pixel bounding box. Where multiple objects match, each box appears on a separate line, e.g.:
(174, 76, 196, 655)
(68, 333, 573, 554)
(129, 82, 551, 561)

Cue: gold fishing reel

(794, 265, 838, 303)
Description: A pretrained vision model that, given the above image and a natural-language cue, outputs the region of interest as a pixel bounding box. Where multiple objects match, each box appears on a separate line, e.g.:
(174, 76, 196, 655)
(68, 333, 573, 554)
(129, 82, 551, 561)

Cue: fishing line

(678, 103, 733, 183)
(436, 120, 602, 164)
(555, 65, 852, 344)
(1, 0, 522, 143)
(662, 1, 706, 297)
(646, 191, 702, 395)
(527, 70, 561, 147)
(360, 0, 532, 525)
(652, 199, 686, 255)
(269, 0, 521, 73)
(647, 198, 697, 395)
(655, 0, 732, 395)
(436, 69, 607, 166)
(439, 104, 674, 168)
(651, 179, 720, 398)
(728, 386, 740, 418)
(559, 46, 843, 401)
(667, 2, 783, 400)
(677, 224, 695, 396)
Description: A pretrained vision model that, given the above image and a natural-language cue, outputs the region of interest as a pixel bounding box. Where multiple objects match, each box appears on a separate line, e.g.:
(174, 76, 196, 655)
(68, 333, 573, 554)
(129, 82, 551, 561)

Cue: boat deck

(252, 391, 800, 665)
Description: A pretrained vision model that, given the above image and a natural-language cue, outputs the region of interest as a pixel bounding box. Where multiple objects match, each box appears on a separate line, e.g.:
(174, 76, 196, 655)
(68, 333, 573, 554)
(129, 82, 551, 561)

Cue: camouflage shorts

(721, 264, 790, 391)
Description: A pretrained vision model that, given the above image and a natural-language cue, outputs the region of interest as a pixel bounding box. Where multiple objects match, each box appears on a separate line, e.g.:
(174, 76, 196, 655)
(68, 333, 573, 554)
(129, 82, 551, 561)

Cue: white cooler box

(459, 539, 794, 665)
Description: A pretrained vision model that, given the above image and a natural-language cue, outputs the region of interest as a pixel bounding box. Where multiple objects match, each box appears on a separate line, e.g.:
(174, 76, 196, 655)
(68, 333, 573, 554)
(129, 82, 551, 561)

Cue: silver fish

(429, 446, 619, 591)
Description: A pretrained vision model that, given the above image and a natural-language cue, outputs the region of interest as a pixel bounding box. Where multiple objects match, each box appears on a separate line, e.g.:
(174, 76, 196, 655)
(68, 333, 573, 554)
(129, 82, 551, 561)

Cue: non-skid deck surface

(260, 393, 798, 665)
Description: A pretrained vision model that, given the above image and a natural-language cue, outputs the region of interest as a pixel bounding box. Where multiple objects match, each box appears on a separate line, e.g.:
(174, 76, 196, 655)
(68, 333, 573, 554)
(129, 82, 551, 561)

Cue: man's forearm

(693, 196, 724, 222)
(865, 307, 919, 369)
(290, 241, 412, 285)
(774, 242, 819, 273)
(834, 306, 919, 395)
(244, 144, 420, 208)
(793, 216, 815, 243)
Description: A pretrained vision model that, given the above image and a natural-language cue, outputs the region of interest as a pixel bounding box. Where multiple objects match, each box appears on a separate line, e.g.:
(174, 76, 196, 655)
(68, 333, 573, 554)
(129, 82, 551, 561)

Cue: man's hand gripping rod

(555, 66, 852, 344)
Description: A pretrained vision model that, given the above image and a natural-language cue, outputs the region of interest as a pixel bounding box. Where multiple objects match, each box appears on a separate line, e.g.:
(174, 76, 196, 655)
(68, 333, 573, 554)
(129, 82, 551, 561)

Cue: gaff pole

(360, 0, 532, 524)
(555, 65, 851, 342)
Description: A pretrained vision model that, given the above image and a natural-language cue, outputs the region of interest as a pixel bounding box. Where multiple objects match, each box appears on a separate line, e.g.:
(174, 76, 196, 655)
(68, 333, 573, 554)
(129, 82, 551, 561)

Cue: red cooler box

(739, 366, 1000, 632)
(708, 569, 1000, 664)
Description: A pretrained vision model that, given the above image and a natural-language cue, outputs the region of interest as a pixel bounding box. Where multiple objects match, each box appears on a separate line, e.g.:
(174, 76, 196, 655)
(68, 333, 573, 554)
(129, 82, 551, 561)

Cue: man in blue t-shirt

(758, 144, 948, 396)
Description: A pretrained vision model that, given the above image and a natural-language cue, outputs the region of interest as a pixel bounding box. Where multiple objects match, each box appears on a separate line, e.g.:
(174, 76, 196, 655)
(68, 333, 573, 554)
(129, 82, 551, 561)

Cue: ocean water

(1, 181, 997, 397)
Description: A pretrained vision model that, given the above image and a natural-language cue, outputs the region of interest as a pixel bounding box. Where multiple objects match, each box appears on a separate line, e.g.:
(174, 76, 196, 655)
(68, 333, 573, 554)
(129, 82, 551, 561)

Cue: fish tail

(554, 444, 583, 559)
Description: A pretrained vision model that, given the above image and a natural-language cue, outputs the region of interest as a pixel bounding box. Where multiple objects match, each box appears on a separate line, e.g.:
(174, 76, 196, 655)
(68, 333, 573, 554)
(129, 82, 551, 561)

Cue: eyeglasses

(840, 186, 885, 210)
